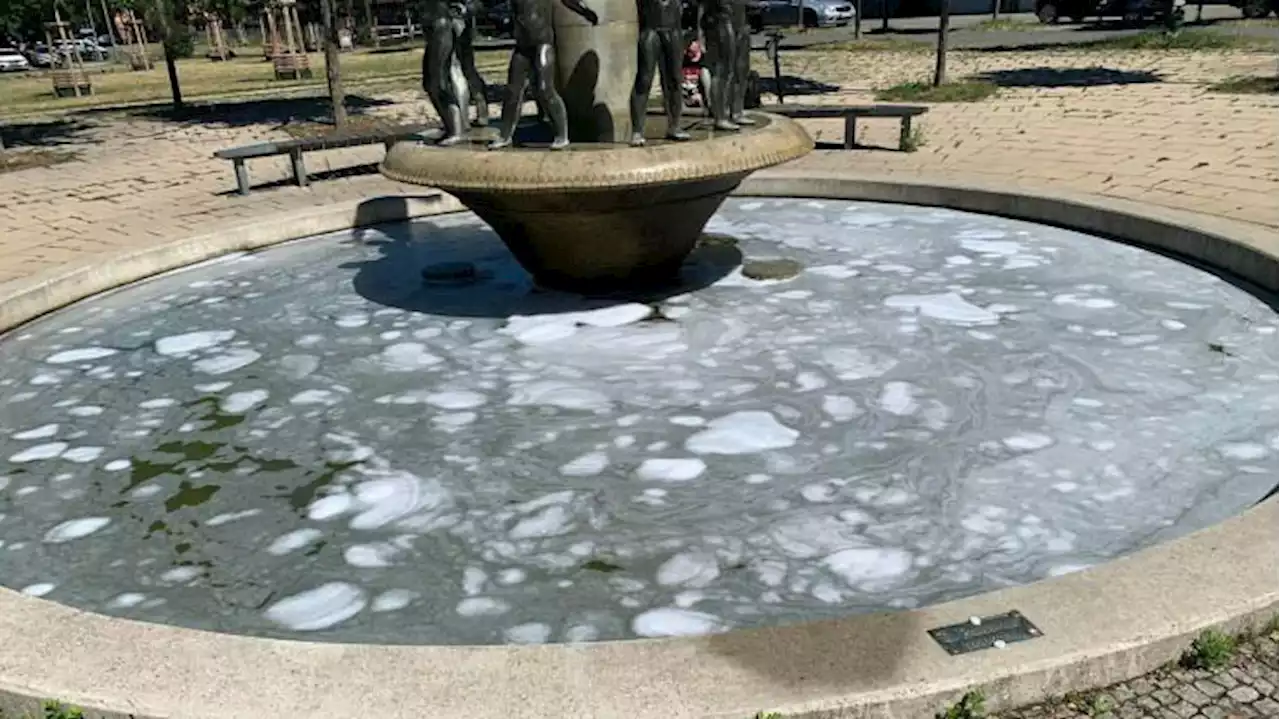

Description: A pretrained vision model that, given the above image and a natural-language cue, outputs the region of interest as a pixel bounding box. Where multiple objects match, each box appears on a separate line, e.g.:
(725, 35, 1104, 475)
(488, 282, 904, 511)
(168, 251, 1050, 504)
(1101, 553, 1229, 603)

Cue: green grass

(901, 123, 927, 152)
(875, 80, 998, 103)
(1206, 75, 1278, 94)
(0, 47, 506, 120)
(1074, 28, 1279, 51)
(937, 690, 985, 719)
(1181, 629, 1238, 671)
(822, 36, 931, 53)
(0, 700, 85, 719)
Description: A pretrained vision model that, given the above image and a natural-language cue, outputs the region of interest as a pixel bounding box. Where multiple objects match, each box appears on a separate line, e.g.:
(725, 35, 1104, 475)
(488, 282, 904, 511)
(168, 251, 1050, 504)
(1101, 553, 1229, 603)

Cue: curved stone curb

(0, 173, 1275, 719)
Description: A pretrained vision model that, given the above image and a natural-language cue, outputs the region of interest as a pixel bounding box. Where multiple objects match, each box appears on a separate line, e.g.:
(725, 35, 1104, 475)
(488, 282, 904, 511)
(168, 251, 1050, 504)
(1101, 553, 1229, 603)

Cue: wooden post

(100, 0, 119, 52)
(881, 0, 889, 32)
(992, 0, 1000, 21)
(320, 0, 348, 126)
(854, 0, 862, 37)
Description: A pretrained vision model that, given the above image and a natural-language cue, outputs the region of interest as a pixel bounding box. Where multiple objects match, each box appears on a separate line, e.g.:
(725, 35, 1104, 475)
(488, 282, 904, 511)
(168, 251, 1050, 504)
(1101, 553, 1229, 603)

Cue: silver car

(750, 0, 856, 29)
(0, 48, 31, 72)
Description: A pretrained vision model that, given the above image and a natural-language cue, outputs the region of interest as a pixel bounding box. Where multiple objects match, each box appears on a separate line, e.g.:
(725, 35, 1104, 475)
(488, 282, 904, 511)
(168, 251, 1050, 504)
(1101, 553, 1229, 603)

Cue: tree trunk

(992, 0, 1000, 20)
(933, 0, 949, 86)
(320, 0, 348, 127)
(364, 0, 378, 47)
(881, 0, 889, 32)
(854, 0, 862, 38)
(151, 0, 185, 108)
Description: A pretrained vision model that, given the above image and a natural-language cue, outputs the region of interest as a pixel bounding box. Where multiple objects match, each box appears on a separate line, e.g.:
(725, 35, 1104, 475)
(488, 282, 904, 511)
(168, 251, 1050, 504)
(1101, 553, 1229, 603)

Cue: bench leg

(844, 115, 857, 150)
(899, 116, 913, 151)
(383, 140, 395, 152)
(232, 159, 250, 196)
(290, 149, 308, 187)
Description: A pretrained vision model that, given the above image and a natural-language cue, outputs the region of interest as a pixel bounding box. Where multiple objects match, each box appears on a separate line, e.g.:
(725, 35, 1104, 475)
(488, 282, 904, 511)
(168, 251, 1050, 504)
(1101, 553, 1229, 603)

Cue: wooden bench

(760, 104, 928, 151)
(213, 124, 435, 196)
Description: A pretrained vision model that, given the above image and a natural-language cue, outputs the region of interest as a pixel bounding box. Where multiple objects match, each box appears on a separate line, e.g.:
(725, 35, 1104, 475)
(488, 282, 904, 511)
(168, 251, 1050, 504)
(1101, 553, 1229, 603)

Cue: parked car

(1034, 0, 1172, 23)
(748, 0, 856, 30)
(474, 0, 513, 37)
(25, 44, 54, 67)
(0, 47, 31, 72)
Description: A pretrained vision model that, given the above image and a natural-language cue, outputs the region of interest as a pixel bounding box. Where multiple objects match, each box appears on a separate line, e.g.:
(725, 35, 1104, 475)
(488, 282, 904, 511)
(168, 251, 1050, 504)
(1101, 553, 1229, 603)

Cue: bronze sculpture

(628, 0, 692, 146)
(698, 0, 739, 132)
(728, 0, 754, 126)
(422, 0, 491, 146)
(490, 0, 599, 150)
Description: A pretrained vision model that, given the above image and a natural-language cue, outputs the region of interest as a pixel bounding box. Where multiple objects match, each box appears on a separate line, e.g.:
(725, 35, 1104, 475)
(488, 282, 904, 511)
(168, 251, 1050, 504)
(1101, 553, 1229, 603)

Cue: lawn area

(0, 47, 508, 120)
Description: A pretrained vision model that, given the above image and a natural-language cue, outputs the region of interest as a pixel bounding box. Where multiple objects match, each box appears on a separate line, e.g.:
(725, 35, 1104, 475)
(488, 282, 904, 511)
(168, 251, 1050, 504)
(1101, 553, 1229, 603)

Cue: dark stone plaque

(928, 610, 1043, 656)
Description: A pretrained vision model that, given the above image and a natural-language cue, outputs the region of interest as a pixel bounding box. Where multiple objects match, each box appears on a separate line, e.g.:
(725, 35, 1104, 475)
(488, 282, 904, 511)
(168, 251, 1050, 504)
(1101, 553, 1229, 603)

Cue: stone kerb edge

(0, 173, 1274, 719)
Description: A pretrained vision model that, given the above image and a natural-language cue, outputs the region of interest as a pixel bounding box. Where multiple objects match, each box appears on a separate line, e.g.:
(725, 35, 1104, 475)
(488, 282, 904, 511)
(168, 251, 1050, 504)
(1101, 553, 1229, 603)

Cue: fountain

(381, 0, 812, 292)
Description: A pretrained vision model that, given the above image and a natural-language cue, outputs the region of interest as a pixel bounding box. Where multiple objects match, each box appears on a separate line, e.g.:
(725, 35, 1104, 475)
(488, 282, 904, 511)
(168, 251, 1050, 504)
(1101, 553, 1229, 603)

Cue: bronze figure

(490, 0, 599, 150)
(728, 0, 754, 125)
(422, 0, 490, 145)
(698, 0, 739, 132)
(629, 0, 691, 146)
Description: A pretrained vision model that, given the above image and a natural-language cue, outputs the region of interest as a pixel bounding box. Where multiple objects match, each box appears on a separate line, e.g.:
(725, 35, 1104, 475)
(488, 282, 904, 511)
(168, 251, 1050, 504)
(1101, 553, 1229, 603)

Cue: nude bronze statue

(698, 0, 739, 132)
(490, 0, 599, 150)
(422, 0, 490, 146)
(727, 0, 754, 126)
(629, 0, 691, 146)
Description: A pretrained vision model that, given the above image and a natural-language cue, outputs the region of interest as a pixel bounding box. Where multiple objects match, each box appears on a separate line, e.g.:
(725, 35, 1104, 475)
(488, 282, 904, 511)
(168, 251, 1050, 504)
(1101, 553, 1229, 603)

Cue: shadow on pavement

(761, 75, 842, 98)
(212, 161, 385, 197)
(973, 66, 1163, 87)
(0, 117, 99, 148)
(126, 95, 396, 128)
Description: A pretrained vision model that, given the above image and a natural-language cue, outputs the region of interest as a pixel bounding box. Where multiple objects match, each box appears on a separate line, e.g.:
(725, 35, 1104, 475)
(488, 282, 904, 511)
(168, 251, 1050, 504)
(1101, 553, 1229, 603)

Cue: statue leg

(730, 26, 754, 125)
(489, 50, 532, 150)
(457, 19, 490, 126)
(533, 43, 570, 150)
(630, 28, 660, 147)
(706, 26, 739, 132)
(657, 28, 690, 141)
(425, 27, 466, 145)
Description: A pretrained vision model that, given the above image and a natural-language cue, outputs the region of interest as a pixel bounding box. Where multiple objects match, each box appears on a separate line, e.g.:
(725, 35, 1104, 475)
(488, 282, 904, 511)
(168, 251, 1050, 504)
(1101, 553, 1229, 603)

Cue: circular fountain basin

(380, 111, 813, 293)
(0, 198, 1274, 648)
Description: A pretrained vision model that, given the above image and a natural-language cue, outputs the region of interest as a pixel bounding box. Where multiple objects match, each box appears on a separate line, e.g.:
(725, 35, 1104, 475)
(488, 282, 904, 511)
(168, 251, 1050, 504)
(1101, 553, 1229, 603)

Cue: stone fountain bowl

(380, 111, 813, 293)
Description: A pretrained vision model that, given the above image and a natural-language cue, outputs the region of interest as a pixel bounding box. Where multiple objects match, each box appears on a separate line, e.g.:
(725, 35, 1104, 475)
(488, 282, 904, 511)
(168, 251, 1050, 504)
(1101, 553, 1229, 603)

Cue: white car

(0, 48, 31, 72)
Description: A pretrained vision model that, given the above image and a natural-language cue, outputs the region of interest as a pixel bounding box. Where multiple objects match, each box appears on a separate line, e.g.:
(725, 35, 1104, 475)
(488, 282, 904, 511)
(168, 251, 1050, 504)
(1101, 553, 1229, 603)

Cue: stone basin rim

(0, 172, 1274, 719)
(379, 111, 815, 193)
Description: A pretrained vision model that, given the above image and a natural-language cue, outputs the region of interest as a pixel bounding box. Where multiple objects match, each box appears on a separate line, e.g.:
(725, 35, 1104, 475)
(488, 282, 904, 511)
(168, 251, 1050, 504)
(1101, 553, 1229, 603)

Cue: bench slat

(212, 124, 434, 160)
(762, 104, 929, 119)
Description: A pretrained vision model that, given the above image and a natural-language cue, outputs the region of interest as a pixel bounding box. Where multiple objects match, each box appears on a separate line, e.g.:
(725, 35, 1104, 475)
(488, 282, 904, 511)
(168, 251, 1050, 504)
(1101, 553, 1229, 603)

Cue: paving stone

(1194, 680, 1227, 699)
(1175, 685, 1213, 707)
(1226, 686, 1260, 704)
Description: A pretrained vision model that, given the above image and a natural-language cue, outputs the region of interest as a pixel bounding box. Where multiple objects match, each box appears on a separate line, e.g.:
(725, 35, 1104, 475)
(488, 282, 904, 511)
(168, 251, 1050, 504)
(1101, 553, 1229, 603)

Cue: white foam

(291, 389, 341, 406)
(139, 398, 177, 410)
(264, 582, 367, 631)
(821, 395, 860, 422)
(456, 597, 510, 617)
(819, 347, 898, 381)
(424, 390, 487, 410)
(194, 382, 233, 393)
(809, 264, 860, 279)
(155, 330, 236, 356)
(206, 509, 261, 526)
(884, 293, 999, 326)
(45, 347, 118, 364)
(371, 589, 417, 612)
(823, 547, 914, 586)
(1219, 442, 1269, 460)
(1052, 294, 1117, 310)
(44, 516, 110, 543)
(267, 528, 325, 555)
(878, 382, 919, 416)
(632, 607, 725, 637)
(505, 622, 552, 644)
(509, 505, 574, 539)
(344, 542, 400, 568)
(159, 566, 202, 583)
(12, 423, 58, 440)
(686, 411, 799, 455)
(559, 451, 609, 477)
(307, 493, 354, 521)
(656, 552, 720, 587)
(193, 349, 261, 374)
(19, 582, 56, 597)
(348, 472, 450, 531)
(379, 343, 442, 371)
(959, 237, 1021, 255)
(103, 458, 132, 472)
(335, 312, 370, 329)
(220, 389, 269, 414)
(279, 354, 320, 379)
(61, 446, 104, 463)
(9, 442, 68, 463)
(509, 381, 611, 412)
(636, 458, 707, 482)
(1003, 433, 1055, 452)
(107, 592, 147, 609)
(67, 405, 103, 418)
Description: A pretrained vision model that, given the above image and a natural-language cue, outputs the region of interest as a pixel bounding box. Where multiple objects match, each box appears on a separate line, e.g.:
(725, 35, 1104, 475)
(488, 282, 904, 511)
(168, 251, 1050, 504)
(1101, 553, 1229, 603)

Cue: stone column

(552, 0, 638, 144)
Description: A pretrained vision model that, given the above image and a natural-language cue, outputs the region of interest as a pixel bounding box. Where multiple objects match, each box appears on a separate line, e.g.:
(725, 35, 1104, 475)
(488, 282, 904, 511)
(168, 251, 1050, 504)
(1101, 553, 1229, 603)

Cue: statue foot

(437, 134, 466, 147)
(472, 115, 489, 128)
(713, 120, 740, 132)
(487, 137, 513, 150)
(630, 133, 647, 147)
(549, 136, 570, 150)
(667, 128, 692, 141)
(732, 115, 756, 126)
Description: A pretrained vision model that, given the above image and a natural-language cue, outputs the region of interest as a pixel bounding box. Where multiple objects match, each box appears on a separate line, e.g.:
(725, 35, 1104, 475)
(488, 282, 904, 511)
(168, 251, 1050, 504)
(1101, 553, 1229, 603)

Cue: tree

(318, 0, 346, 126)
(933, 0, 949, 86)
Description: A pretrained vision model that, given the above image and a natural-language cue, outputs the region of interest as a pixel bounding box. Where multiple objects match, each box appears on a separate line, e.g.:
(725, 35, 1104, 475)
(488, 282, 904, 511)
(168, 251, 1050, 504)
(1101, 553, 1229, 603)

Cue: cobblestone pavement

(0, 48, 1275, 291)
(993, 630, 1279, 719)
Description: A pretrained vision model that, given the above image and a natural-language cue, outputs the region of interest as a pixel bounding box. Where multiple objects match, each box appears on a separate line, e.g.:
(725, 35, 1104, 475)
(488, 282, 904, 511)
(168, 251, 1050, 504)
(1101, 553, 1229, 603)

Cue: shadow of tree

(973, 66, 1163, 88)
(0, 117, 99, 148)
(123, 94, 398, 129)
(760, 75, 842, 98)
